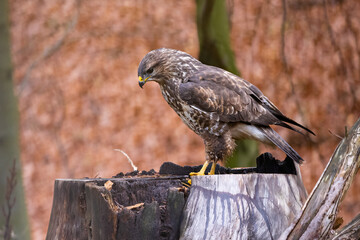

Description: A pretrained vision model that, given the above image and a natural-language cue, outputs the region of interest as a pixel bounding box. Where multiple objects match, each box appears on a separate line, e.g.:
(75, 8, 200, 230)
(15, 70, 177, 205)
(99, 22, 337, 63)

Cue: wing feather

(179, 66, 315, 136)
(179, 67, 279, 126)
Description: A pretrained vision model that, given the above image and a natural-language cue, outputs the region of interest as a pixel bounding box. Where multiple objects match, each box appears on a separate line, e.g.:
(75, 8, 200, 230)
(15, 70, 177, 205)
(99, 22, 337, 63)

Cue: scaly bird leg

(209, 162, 216, 175)
(189, 160, 210, 176)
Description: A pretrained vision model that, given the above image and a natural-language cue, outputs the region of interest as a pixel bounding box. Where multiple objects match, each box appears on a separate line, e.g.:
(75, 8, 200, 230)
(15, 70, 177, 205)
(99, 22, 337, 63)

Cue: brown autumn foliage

(9, 0, 360, 238)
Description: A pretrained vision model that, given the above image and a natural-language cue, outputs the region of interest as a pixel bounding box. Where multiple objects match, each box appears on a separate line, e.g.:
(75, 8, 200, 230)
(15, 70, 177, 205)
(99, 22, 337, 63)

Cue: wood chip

(104, 180, 114, 191)
(125, 202, 144, 210)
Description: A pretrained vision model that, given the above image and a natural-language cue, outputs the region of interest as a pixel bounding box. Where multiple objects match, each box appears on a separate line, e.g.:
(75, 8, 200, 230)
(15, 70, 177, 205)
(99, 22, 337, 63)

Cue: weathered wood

(180, 173, 307, 240)
(46, 176, 188, 240)
(46, 179, 89, 240)
(280, 117, 360, 240)
(331, 214, 360, 240)
(47, 153, 306, 240)
(85, 182, 118, 239)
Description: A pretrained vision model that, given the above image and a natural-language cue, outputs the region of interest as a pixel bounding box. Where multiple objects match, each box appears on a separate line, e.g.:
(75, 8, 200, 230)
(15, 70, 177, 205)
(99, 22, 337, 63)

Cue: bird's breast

(160, 85, 183, 111)
(160, 84, 228, 137)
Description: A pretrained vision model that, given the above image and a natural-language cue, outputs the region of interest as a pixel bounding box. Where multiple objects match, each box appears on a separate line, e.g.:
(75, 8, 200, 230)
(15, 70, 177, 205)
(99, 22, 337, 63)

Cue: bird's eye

(147, 68, 154, 74)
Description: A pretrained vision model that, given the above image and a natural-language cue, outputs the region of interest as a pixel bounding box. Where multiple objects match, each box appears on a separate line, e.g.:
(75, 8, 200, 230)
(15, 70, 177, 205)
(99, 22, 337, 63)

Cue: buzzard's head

(138, 48, 199, 88)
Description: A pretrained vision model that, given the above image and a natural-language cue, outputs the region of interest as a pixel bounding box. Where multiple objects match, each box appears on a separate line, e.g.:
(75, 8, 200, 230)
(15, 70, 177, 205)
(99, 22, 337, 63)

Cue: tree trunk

(180, 174, 307, 240)
(0, 0, 30, 238)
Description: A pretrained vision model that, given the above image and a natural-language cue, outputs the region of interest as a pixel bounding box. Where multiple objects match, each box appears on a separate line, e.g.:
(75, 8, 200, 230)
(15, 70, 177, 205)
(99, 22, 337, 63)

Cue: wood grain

(180, 174, 307, 240)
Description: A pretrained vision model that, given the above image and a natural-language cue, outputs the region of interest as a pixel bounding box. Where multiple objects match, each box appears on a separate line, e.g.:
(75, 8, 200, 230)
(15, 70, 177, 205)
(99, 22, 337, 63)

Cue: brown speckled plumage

(138, 48, 314, 164)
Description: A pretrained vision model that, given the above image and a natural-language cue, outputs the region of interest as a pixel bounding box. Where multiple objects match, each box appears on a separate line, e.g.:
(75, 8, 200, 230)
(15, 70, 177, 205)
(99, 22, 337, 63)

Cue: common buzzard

(138, 48, 314, 175)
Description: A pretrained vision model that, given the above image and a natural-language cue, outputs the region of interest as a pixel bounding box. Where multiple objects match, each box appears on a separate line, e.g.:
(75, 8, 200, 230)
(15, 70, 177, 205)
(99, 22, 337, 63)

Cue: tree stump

(45, 119, 360, 239)
(46, 154, 307, 240)
(180, 174, 307, 240)
(46, 176, 189, 240)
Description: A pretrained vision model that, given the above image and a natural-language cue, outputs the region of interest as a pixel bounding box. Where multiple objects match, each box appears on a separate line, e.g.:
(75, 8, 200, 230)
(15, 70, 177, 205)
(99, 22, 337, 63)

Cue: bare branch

(328, 129, 343, 140)
(280, 117, 360, 239)
(332, 214, 360, 240)
(2, 160, 18, 240)
(114, 149, 138, 171)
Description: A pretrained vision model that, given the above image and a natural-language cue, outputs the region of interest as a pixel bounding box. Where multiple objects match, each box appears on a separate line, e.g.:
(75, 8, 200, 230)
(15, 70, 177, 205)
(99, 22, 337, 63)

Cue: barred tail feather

(259, 127, 304, 164)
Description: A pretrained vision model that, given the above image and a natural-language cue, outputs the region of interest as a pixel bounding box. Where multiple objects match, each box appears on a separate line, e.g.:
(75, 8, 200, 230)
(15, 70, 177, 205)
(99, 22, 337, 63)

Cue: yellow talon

(189, 160, 209, 176)
(188, 161, 217, 186)
(209, 161, 216, 175)
(189, 160, 216, 176)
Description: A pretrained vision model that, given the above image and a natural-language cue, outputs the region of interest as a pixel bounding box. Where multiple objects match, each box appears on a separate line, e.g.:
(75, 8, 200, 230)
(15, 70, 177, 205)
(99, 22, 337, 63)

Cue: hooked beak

(138, 76, 149, 88)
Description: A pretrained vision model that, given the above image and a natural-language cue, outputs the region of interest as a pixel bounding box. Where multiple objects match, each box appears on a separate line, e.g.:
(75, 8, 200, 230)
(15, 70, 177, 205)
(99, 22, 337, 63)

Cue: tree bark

(46, 176, 188, 240)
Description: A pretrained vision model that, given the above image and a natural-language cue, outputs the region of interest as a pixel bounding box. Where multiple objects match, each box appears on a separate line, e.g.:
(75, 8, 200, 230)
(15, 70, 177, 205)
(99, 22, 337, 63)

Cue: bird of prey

(138, 48, 314, 175)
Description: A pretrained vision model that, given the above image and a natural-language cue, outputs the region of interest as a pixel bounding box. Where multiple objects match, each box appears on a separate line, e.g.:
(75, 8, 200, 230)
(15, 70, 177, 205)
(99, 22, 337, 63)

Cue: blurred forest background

(4, 0, 360, 238)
